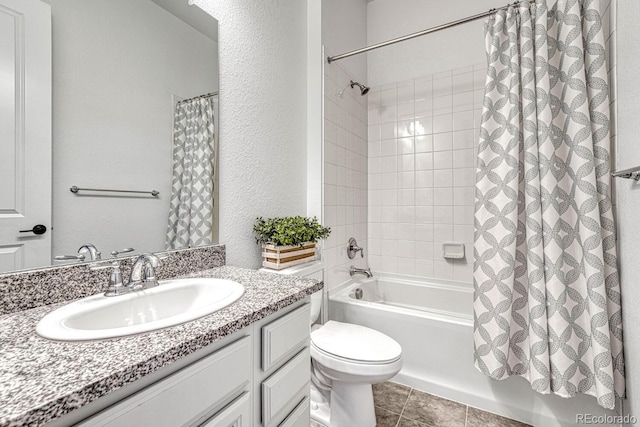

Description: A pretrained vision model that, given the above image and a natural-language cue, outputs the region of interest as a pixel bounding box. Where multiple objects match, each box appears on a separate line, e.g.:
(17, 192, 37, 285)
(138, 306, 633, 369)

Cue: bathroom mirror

(0, 0, 219, 274)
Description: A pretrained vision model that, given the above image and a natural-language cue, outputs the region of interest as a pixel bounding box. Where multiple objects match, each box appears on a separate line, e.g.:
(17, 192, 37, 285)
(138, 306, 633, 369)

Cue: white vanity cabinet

(63, 299, 311, 427)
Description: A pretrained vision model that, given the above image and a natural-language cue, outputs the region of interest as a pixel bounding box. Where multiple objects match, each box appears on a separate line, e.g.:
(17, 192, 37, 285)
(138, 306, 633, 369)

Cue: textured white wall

(52, 0, 217, 259)
(615, 0, 640, 420)
(195, 0, 309, 268)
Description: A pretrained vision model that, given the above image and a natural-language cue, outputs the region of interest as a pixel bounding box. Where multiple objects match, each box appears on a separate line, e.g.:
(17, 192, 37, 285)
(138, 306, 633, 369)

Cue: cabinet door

(261, 348, 310, 427)
(261, 303, 310, 371)
(78, 336, 251, 427)
(200, 392, 251, 427)
(279, 397, 310, 427)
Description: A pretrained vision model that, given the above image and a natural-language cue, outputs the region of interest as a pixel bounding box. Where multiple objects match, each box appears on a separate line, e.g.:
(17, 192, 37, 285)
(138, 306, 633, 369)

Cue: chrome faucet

(54, 243, 102, 262)
(78, 243, 102, 261)
(350, 265, 373, 278)
(128, 253, 162, 290)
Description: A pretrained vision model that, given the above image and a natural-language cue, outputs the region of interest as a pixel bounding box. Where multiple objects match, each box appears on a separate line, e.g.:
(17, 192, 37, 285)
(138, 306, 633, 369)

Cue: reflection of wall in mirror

(51, 0, 218, 259)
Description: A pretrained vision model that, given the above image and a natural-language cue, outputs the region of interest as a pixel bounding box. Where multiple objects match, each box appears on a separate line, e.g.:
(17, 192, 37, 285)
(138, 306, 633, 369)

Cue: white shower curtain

(473, 0, 623, 409)
(166, 96, 215, 249)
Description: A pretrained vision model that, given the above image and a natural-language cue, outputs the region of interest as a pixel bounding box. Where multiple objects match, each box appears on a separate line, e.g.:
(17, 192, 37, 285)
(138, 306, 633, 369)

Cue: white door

(0, 0, 51, 272)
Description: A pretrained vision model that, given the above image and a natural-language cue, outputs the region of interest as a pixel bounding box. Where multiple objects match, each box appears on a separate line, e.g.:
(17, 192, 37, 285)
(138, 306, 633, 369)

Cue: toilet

(260, 261, 403, 427)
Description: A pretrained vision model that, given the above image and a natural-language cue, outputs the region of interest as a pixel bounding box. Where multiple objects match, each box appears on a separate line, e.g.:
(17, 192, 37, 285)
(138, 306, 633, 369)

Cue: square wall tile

(415, 80, 433, 100)
(453, 129, 476, 150)
(433, 95, 453, 115)
(381, 122, 398, 140)
(416, 241, 435, 260)
(415, 224, 434, 241)
(453, 187, 475, 205)
(433, 114, 453, 133)
(398, 137, 414, 155)
(380, 105, 398, 123)
(399, 171, 415, 189)
(453, 149, 475, 169)
(434, 169, 453, 187)
(397, 102, 415, 121)
(415, 152, 433, 171)
(434, 206, 453, 224)
(433, 151, 453, 170)
(433, 76, 453, 97)
(398, 223, 416, 240)
(381, 88, 397, 106)
(415, 98, 433, 117)
(433, 187, 453, 206)
(453, 91, 475, 112)
(434, 224, 453, 241)
(416, 188, 434, 206)
(416, 170, 434, 188)
(397, 85, 415, 104)
(453, 110, 475, 131)
(415, 135, 433, 153)
(414, 116, 433, 136)
(434, 133, 453, 151)
(452, 72, 474, 93)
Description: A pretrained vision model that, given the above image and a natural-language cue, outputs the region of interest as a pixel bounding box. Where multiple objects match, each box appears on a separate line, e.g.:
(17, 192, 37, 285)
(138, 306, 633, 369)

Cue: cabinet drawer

(200, 392, 251, 427)
(261, 348, 310, 427)
(262, 303, 310, 371)
(279, 397, 310, 427)
(78, 336, 251, 427)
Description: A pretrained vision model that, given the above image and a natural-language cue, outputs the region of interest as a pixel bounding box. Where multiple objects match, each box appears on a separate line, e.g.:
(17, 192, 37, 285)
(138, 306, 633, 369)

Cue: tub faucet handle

(347, 237, 365, 259)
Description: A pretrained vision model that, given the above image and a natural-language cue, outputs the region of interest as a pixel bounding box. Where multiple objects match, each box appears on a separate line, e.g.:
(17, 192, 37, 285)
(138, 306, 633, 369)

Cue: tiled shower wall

(322, 61, 368, 290)
(367, 65, 485, 283)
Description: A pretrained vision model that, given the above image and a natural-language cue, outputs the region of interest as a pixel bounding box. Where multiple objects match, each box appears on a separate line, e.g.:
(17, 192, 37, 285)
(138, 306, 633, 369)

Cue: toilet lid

(311, 321, 402, 363)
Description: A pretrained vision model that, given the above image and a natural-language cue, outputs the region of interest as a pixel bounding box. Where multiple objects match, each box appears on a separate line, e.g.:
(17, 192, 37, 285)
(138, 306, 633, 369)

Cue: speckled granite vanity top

(0, 266, 322, 427)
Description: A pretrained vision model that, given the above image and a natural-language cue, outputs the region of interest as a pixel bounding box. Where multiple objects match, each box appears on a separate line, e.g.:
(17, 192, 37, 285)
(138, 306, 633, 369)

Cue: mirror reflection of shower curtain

(165, 96, 215, 249)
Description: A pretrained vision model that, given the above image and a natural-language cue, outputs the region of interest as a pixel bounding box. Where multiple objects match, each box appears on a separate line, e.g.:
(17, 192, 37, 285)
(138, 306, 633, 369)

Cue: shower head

(350, 80, 370, 96)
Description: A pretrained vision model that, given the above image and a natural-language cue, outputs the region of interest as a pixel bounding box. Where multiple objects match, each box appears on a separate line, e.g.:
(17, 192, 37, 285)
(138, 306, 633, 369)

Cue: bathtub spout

(350, 265, 373, 278)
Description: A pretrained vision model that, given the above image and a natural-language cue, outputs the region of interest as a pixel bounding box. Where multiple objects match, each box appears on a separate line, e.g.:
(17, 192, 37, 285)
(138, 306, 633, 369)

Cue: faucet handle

(90, 261, 129, 296)
(347, 237, 365, 259)
(54, 254, 86, 262)
(111, 247, 135, 258)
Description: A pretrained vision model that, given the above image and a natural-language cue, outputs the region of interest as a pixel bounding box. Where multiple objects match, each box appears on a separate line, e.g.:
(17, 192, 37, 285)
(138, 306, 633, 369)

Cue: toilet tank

(258, 261, 323, 325)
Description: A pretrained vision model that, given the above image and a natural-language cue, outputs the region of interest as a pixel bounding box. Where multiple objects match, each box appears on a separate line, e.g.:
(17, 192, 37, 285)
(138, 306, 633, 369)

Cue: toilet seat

(311, 321, 402, 364)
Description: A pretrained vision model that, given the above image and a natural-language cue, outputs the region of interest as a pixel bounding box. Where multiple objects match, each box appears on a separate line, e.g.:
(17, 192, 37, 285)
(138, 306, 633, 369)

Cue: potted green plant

(253, 216, 331, 270)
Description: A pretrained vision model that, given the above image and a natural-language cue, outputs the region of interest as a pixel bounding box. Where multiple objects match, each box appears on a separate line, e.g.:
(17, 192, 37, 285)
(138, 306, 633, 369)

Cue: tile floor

(372, 382, 532, 427)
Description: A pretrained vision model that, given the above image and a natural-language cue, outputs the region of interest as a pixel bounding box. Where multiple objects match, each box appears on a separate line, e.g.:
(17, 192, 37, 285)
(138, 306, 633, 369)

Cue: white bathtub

(329, 274, 619, 427)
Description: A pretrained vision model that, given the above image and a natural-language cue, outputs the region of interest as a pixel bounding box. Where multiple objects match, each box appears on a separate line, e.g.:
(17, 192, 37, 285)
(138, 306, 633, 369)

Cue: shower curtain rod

(176, 91, 218, 105)
(327, 2, 522, 63)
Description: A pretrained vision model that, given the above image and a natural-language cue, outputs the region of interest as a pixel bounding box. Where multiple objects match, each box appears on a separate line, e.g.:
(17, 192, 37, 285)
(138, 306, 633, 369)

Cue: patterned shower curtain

(165, 96, 215, 249)
(473, 0, 624, 409)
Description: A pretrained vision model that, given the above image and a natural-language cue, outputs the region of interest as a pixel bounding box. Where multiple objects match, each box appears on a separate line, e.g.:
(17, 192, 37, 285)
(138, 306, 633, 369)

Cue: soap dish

(442, 242, 465, 259)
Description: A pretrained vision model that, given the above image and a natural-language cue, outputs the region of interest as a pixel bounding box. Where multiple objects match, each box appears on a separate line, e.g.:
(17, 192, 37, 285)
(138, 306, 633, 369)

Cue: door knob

(19, 224, 47, 235)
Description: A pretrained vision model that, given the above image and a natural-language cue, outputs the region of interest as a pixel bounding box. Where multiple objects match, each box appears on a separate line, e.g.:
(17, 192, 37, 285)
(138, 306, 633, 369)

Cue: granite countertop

(0, 266, 322, 427)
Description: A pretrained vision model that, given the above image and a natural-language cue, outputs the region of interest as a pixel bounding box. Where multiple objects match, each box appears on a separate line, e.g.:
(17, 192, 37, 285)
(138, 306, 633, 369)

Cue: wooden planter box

(261, 242, 317, 270)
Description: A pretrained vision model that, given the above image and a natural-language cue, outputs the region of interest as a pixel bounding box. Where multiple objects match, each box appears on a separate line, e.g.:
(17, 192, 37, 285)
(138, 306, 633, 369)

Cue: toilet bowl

(260, 261, 403, 427)
(310, 320, 403, 426)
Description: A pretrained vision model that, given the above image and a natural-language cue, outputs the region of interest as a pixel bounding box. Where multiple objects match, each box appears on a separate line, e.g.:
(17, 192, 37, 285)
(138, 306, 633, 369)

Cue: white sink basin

(36, 278, 244, 341)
